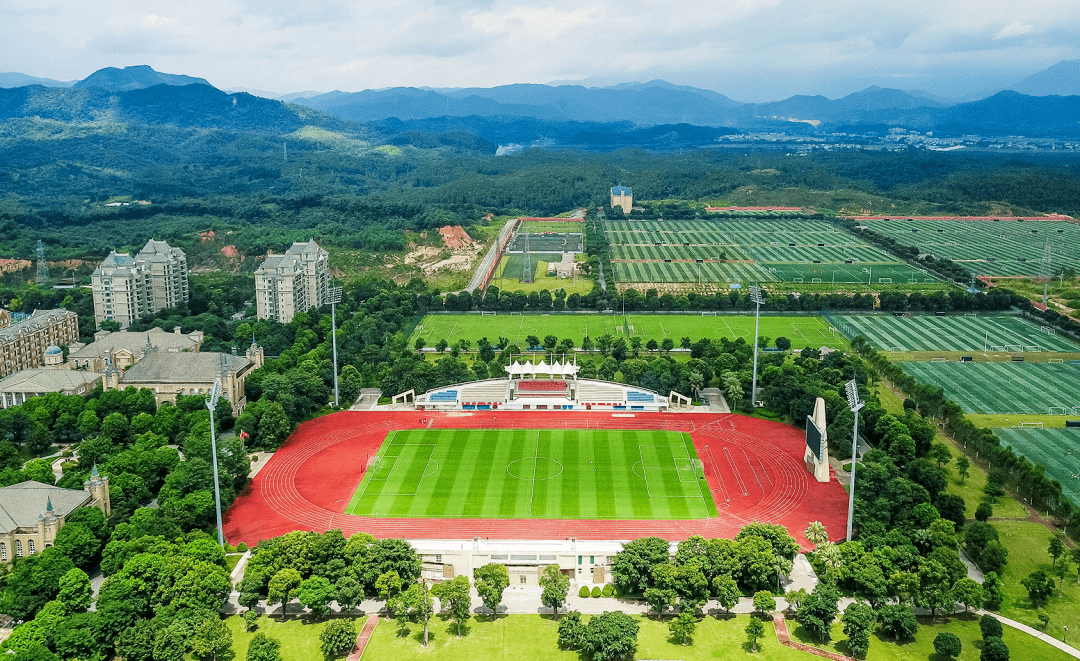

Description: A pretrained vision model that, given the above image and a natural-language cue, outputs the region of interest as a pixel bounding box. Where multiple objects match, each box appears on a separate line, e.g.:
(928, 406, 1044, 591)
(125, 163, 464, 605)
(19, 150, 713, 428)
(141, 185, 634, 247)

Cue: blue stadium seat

(429, 390, 458, 402)
(627, 391, 655, 402)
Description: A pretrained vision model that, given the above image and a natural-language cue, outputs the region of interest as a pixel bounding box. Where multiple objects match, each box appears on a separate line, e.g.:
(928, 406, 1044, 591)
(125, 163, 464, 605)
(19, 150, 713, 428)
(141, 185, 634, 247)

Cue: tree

(1038, 610, 1051, 630)
(982, 572, 1005, 610)
(786, 588, 808, 613)
(405, 581, 434, 646)
(1049, 536, 1066, 571)
(1021, 570, 1055, 607)
(975, 501, 994, 522)
(775, 337, 791, 352)
(841, 602, 874, 659)
(474, 563, 510, 618)
(745, 617, 765, 652)
(611, 536, 670, 595)
(878, 604, 918, 641)
(115, 620, 157, 661)
(928, 442, 952, 468)
(258, 402, 292, 447)
(669, 610, 697, 646)
(981, 637, 1009, 661)
(712, 574, 740, 613)
(334, 576, 362, 613)
(244, 610, 259, 631)
(797, 583, 839, 642)
(52, 522, 102, 570)
(804, 521, 828, 549)
(956, 455, 970, 484)
(582, 611, 639, 661)
(953, 577, 983, 612)
(916, 560, 955, 617)
(432, 575, 471, 637)
(374, 570, 402, 601)
(752, 591, 776, 616)
(246, 633, 281, 661)
(934, 632, 962, 659)
(57, 567, 93, 613)
(557, 611, 587, 650)
(298, 575, 335, 616)
(191, 617, 233, 661)
(319, 619, 356, 660)
(980, 615, 1004, 640)
(540, 564, 570, 619)
(267, 568, 302, 618)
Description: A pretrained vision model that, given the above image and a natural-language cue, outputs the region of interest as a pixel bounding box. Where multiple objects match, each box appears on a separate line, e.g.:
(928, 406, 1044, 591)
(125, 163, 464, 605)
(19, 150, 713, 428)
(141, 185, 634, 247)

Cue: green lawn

(228, 612, 1078, 661)
(939, 440, 1028, 519)
(347, 429, 716, 520)
(994, 520, 1080, 641)
(790, 614, 1074, 661)
(411, 313, 849, 351)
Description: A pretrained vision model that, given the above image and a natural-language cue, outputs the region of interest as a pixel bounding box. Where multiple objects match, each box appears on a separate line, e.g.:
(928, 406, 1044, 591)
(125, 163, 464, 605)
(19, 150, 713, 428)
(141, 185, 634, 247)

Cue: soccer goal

(1019, 422, 1044, 428)
(1050, 407, 1069, 415)
(701, 311, 718, 317)
(510, 311, 523, 316)
(965, 313, 978, 318)
(878, 277, 893, 283)
(812, 278, 823, 283)
(1005, 344, 1024, 352)
(990, 345, 1005, 352)
(931, 357, 948, 362)
(793, 277, 804, 283)
(1049, 358, 1064, 364)
(1026, 345, 1042, 353)
(481, 311, 497, 317)
(1042, 326, 1055, 335)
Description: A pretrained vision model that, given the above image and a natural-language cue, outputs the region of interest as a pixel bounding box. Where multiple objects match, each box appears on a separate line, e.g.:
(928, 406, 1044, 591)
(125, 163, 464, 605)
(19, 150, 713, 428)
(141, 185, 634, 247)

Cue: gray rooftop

(0, 309, 75, 344)
(119, 351, 250, 384)
(70, 327, 201, 359)
(0, 369, 103, 394)
(255, 240, 325, 275)
(0, 481, 91, 533)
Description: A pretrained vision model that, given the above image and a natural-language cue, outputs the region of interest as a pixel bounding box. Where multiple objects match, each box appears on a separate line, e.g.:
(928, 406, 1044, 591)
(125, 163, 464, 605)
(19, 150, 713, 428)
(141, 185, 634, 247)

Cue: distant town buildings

(103, 340, 264, 416)
(254, 240, 329, 323)
(0, 309, 79, 379)
(610, 185, 633, 214)
(0, 469, 110, 563)
(92, 239, 190, 329)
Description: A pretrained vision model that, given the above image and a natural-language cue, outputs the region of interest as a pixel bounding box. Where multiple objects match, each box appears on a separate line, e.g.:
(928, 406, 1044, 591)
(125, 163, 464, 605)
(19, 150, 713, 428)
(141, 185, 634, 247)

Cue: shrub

(591, 586, 602, 598)
(612, 585, 621, 598)
(981, 637, 1009, 661)
(980, 615, 1003, 640)
(934, 632, 962, 659)
(579, 586, 591, 598)
(602, 584, 613, 597)
(237, 542, 248, 552)
(975, 501, 993, 522)
(243, 610, 259, 631)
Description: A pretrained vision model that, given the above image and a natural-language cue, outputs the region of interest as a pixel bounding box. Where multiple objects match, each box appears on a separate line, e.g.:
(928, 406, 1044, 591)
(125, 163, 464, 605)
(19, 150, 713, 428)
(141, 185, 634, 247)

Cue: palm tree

(804, 521, 828, 549)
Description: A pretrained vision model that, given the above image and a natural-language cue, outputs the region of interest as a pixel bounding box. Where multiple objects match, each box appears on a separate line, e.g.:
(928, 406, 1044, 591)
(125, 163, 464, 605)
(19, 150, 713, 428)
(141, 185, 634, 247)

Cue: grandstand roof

(505, 360, 578, 377)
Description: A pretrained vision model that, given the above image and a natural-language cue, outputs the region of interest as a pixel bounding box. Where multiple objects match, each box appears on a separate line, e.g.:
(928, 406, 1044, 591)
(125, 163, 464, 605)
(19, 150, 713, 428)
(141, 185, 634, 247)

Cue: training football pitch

(411, 314, 849, 350)
(996, 429, 1080, 505)
(830, 314, 1080, 352)
(346, 429, 717, 520)
(901, 362, 1080, 415)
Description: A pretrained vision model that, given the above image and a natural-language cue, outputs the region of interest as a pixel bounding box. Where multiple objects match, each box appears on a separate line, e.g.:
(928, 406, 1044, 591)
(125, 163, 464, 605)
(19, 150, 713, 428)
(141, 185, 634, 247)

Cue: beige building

(0, 469, 110, 563)
(0, 309, 80, 379)
(92, 239, 189, 329)
(254, 240, 329, 323)
(67, 327, 204, 372)
(610, 185, 633, 214)
(0, 367, 103, 408)
(103, 342, 264, 416)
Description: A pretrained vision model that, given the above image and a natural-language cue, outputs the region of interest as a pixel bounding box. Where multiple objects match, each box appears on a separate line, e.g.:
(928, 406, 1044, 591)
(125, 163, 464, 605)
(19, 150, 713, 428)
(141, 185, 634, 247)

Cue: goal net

(481, 311, 496, 316)
(1042, 326, 1055, 335)
(701, 312, 718, 317)
(811, 278, 822, 283)
(1019, 422, 1044, 428)
(931, 358, 947, 362)
(1050, 407, 1069, 415)
(878, 277, 893, 283)
(1049, 358, 1064, 364)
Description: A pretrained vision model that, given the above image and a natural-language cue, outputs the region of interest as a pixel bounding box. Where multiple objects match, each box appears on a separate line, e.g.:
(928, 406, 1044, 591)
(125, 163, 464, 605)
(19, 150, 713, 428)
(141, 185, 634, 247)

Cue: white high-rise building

(254, 240, 329, 323)
(92, 239, 188, 329)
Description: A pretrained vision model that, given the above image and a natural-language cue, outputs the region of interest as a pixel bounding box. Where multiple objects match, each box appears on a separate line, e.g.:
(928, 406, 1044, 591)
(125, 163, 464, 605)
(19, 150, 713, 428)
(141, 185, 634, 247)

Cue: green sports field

(346, 429, 717, 519)
(411, 313, 849, 350)
(901, 361, 1080, 414)
(996, 428, 1080, 506)
(830, 314, 1080, 352)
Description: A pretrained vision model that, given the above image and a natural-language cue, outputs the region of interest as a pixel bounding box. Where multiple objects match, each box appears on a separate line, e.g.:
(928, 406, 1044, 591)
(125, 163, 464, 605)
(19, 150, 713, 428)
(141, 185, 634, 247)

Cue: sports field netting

(996, 428, 1080, 505)
(901, 362, 1080, 414)
(521, 221, 585, 234)
(603, 218, 923, 284)
(508, 233, 583, 252)
(830, 314, 1080, 352)
(410, 314, 850, 350)
(860, 219, 1080, 277)
(347, 429, 716, 519)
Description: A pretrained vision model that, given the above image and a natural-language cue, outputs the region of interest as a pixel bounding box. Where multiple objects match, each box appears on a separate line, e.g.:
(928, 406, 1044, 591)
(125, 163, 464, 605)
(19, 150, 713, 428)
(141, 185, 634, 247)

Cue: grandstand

(412, 357, 668, 411)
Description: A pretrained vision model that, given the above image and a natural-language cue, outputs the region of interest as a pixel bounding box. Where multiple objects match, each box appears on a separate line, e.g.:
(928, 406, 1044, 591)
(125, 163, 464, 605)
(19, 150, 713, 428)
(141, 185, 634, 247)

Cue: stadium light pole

(329, 285, 343, 407)
(844, 378, 864, 542)
(749, 285, 765, 409)
(206, 379, 225, 547)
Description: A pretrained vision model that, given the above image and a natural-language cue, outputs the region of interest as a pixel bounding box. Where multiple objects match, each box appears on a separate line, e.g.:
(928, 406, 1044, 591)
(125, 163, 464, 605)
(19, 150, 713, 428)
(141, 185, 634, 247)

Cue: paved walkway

(975, 610, 1080, 659)
(347, 615, 379, 661)
(773, 614, 854, 661)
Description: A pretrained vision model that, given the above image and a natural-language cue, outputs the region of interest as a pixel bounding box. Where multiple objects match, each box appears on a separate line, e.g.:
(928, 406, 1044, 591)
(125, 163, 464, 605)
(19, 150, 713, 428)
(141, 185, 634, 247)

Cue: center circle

(506, 457, 564, 480)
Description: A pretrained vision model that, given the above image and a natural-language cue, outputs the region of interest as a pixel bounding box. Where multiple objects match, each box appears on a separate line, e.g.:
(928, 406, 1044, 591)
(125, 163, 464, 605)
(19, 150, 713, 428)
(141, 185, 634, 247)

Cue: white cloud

(994, 21, 1034, 39)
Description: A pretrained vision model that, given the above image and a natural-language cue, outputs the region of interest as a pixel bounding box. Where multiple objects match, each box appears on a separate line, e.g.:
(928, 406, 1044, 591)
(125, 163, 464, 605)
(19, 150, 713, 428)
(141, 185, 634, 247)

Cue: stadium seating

(428, 390, 458, 402)
(627, 391, 655, 403)
(460, 382, 510, 401)
(576, 382, 625, 403)
(517, 380, 569, 394)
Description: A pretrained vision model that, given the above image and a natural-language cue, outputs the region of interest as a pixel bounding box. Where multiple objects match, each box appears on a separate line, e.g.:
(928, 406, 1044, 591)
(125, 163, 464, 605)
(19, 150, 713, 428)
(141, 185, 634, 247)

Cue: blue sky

(2, 0, 1077, 101)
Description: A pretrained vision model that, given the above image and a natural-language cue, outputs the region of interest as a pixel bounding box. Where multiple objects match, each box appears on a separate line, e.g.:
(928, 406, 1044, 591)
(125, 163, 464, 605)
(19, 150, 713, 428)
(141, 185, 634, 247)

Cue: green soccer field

(410, 313, 849, 351)
(901, 361, 1080, 414)
(996, 428, 1080, 506)
(831, 314, 1080, 352)
(346, 429, 717, 519)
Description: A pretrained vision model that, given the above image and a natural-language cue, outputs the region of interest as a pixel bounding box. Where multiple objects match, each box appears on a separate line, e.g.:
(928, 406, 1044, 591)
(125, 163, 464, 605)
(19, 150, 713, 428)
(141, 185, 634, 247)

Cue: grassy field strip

(835, 314, 1080, 352)
(412, 314, 849, 350)
(901, 362, 1080, 415)
(347, 429, 713, 520)
(995, 429, 1080, 505)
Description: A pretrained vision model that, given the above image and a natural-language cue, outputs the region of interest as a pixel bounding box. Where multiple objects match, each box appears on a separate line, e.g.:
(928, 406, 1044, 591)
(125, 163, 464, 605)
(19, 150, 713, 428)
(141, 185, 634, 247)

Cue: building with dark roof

(0, 469, 110, 563)
(254, 240, 329, 323)
(610, 186, 633, 214)
(67, 327, 204, 372)
(92, 239, 189, 328)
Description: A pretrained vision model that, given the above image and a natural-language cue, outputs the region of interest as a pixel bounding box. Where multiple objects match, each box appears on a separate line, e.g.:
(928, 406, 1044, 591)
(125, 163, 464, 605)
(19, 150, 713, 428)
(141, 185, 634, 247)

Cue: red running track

(223, 411, 848, 550)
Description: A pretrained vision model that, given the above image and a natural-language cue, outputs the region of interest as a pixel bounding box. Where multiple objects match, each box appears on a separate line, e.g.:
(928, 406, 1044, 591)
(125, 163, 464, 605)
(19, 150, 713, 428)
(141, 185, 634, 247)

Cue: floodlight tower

(329, 285, 343, 407)
(205, 379, 225, 547)
(749, 285, 765, 409)
(844, 378, 865, 542)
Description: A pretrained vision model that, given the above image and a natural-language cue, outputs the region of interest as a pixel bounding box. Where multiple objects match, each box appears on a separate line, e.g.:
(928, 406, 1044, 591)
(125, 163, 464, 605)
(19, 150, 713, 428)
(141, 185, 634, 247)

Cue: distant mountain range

(1009, 59, 1080, 97)
(2, 64, 1080, 144)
